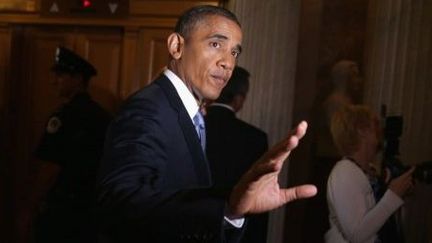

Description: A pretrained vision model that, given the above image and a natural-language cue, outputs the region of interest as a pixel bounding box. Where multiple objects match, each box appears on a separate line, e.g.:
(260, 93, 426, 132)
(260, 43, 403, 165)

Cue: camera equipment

(382, 115, 432, 184)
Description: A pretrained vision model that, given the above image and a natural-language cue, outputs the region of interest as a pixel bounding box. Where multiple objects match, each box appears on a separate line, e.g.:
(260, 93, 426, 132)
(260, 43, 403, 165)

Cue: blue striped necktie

(193, 111, 206, 151)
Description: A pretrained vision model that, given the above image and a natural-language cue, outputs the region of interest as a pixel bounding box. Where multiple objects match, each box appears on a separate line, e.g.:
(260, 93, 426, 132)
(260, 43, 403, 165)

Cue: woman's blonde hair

(330, 105, 378, 155)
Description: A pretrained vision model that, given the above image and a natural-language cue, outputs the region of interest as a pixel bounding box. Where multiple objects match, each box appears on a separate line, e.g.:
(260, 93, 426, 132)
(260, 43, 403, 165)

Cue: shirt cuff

(224, 216, 245, 228)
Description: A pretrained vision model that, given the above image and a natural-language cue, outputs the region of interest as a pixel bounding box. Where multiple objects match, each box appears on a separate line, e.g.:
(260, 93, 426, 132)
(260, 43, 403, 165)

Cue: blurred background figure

(21, 46, 112, 243)
(205, 66, 269, 243)
(325, 104, 414, 243)
(326, 60, 363, 108)
(317, 59, 363, 159)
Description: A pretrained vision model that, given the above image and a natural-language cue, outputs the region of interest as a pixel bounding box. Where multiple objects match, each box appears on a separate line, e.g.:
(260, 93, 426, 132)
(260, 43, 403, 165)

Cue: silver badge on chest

(47, 116, 62, 133)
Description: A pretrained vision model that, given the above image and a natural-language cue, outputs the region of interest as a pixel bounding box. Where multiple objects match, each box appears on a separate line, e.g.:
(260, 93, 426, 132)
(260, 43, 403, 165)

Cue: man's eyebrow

(235, 45, 242, 54)
(208, 34, 228, 40)
(207, 34, 242, 53)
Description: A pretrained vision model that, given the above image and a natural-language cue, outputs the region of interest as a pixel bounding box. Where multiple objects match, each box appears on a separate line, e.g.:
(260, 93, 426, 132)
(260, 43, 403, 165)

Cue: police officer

(28, 46, 112, 243)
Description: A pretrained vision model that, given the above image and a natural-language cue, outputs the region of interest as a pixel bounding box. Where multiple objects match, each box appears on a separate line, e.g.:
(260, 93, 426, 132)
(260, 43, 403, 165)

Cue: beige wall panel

(0, 26, 11, 113)
(119, 28, 171, 97)
(138, 27, 171, 88)
(120, 27, 139, 99)
(130, 0, 219, 16)
(76, 29, 123, 113)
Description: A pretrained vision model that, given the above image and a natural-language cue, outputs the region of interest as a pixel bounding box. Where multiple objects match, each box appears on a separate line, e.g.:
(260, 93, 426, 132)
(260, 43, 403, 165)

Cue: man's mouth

(210, 75, 227, 87)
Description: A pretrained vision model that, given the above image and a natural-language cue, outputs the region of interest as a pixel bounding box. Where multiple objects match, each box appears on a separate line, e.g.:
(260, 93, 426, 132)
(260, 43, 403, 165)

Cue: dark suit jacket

(205, 105, 268, 189)
(97, 75, 242, 243)
(205, 105, 269, 243)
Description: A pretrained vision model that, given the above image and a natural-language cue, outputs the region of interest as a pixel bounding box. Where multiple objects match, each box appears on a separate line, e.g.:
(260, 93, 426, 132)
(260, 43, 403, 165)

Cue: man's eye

(210, 42, 221, 48)
(231, 50, 240, 58)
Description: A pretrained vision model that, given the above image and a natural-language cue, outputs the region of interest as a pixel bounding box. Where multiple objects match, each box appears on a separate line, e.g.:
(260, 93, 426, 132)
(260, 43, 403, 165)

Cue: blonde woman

(325, 105, 414, 243)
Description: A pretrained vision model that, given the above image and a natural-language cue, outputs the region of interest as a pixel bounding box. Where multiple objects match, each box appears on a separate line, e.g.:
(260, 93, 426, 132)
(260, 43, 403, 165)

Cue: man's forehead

(192, 15, 242, 41)
(194, 14, 241, 32)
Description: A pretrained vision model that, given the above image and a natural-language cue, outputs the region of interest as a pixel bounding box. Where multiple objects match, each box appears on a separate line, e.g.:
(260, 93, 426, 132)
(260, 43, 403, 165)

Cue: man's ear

(167, 33, 184, 60)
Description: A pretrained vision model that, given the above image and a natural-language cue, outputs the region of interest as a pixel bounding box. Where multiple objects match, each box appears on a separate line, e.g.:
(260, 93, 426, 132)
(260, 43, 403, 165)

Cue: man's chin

(205, 91, 222, 101)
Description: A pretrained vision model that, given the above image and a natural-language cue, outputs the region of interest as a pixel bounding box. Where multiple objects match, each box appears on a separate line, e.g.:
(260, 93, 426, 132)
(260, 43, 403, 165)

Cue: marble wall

(229, 1, 301, 243)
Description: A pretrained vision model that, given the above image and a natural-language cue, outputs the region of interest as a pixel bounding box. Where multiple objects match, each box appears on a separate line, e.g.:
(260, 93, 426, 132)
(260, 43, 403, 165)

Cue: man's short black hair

(174, 5, 240, 39)
(216, 66, 250, 104)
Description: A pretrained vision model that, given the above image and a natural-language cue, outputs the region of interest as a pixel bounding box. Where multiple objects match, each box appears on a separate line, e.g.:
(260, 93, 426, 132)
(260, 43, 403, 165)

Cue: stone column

(228, 1, 301, 243)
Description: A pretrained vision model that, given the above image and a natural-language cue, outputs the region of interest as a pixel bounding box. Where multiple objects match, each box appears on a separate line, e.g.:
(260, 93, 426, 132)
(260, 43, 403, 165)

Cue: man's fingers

(250, 121, 309, 180)
(294, 121, 308, 139)
(282, 184, 317, 203)
(264, 121, 308, 162)
(285, 121, 308, 151)
(403, 166, 415, 176)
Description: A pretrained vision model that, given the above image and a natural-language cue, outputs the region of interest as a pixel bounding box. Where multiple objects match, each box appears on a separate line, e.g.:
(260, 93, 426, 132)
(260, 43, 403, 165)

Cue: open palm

(227, 121, 317, 218)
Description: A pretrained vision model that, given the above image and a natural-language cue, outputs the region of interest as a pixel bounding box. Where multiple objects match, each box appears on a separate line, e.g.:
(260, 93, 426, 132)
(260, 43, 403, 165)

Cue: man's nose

(218, 52, 235, 71)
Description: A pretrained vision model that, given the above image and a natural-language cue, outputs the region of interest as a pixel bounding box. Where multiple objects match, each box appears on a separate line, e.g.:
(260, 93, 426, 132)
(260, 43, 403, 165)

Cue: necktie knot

(193, 111, 206, 151)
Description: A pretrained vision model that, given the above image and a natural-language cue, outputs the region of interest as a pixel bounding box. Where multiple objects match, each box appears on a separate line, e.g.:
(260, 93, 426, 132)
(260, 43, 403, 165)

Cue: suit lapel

(155, 76, 212, 186)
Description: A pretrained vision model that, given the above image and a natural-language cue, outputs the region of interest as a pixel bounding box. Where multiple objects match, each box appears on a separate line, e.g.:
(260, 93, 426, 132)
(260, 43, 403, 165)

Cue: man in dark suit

(205, 66, 269, 243)
(97, 5, 317, 243)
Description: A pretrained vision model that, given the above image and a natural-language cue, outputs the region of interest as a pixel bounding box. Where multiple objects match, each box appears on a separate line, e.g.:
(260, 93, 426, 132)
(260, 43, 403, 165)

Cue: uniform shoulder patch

(46, 116, 62, 134)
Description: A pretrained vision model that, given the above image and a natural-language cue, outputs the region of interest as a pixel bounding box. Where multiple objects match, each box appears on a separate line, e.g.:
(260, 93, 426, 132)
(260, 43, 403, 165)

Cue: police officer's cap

(51, 46, 97, 78)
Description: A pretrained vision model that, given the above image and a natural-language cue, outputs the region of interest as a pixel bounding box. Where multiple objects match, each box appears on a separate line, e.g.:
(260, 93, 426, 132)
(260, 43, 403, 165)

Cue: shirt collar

(164, 69, 199, 120)
(209, 102, 235, 112)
